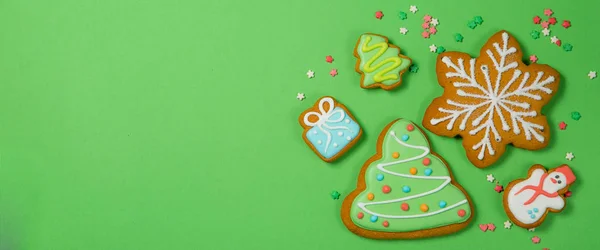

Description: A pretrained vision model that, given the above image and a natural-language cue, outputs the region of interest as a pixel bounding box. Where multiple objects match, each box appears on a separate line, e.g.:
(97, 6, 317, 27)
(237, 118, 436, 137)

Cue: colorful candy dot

(457, 209, 466, 217)
(439, 201, 447, 208)
(530, 214, 535, 219)
(376, 174, 384, 181)
(409, 167, 418, 175)
(423, 158, 431, 166)
(357, 212, 364, 219)
(533, 208, 539, 213)
(382, 185, 392, 194)
(402, 186, 411, 193)
(382, 221, 389, 227)
(406, 124, 414, 131)
(420, 204, 429, 212)
(370, 215, 378, 222)
(392, 152, 400, 159)
(424, 168, 433, 176)
(401, 134, 409, 141)
(367, 193, 374, 200)
(401, 203, 409, 211)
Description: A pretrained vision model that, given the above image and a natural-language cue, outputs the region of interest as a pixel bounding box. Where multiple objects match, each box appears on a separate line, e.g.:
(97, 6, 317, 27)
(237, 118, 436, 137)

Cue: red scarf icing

(515, 173, 559, 205)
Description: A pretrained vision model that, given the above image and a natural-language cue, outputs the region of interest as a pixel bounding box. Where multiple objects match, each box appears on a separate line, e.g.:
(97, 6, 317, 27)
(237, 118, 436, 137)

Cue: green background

(0, 0, 598, 249)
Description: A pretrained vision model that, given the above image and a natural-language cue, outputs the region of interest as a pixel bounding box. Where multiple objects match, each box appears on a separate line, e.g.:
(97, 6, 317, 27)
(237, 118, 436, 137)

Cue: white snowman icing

(506, 166, 575, 226)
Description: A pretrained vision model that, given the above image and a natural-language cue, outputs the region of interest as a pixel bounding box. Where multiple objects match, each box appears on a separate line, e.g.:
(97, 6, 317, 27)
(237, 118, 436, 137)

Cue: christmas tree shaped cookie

(341, 119, 473, 239)
(354, 33, 412, 90)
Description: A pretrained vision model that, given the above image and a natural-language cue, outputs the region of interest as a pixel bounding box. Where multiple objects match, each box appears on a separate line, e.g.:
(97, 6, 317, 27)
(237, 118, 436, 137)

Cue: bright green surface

(0, 0, 598, 249)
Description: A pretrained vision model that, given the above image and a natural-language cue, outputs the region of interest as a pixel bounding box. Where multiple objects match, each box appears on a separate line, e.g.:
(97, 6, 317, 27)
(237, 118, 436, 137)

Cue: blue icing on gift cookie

(300, 97, 362, 162)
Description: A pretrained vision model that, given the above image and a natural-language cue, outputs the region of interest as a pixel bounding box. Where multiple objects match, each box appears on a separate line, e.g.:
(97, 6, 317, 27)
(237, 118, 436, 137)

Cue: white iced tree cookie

(423, 30, 560, 168)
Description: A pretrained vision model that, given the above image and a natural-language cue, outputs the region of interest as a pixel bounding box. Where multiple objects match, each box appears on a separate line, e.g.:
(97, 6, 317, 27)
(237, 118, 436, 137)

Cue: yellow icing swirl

(360, 36, 402, 82)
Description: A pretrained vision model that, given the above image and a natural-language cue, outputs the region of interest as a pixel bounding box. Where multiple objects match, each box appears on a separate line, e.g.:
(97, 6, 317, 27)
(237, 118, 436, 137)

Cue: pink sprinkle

(559, 121, 567, 130)
(487, 223, 496, 231)
(548, 17, 557, 25)
(325, 55, 334, 63)
(494, 185, 504, 193)
(563, 20, 571, 28)
(429, 27, 437, 34)
(556, 39, 562, 46)
(565, 190, 572, 197)
(375, 11, 384, 19)
(532, 236, 541, 244)
(541, 21, 549, 28)
(421, 22, 430, 29)
(543, 9, 553, 17)
(421, 31, 430, 38)
(529, 55, 538, 63)
(533, 16, 542, 24)
(424, 15, 432, 22)
(329, 69, 338, 77)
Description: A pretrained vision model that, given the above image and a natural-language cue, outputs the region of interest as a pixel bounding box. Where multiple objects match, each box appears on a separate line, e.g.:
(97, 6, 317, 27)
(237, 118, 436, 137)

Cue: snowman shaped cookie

(503, 164, 576, 229)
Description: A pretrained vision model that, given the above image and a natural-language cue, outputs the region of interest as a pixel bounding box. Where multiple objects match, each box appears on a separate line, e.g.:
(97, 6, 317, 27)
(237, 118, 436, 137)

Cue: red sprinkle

(406, 124, 415, 132)
(357, 212, 364, 219)
(382, 185, 392, 194)
(533, 16, 542, 24)
(382, 221, 389, 227)
(325, 55, 334, 63)
(494, 185, 504, 193)
(559, 121, 567, 130)
(563, 20, 571, 29)
(422, 158, 431, 166)
(565, 190, 572, 197)
(457, 209, 466, 217)
(556, 39, 562, 46)
(548, 17, 557, 25)
(401, 203, 410, 211)
(375, 11, 384, 19)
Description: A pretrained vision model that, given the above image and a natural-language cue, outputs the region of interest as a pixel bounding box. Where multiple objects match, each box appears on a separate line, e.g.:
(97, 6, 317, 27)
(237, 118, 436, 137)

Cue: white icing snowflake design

(425, 31, 559, 166)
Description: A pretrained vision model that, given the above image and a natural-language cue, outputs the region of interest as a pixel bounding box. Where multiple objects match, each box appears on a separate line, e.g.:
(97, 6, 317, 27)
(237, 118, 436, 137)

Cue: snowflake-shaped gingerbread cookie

(423, 31, 560, 168)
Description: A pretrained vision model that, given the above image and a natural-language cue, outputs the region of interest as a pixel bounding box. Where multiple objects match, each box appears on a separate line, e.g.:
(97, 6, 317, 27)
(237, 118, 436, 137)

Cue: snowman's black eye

(555, 175, 560, 179)
(558, 180, 562, 184)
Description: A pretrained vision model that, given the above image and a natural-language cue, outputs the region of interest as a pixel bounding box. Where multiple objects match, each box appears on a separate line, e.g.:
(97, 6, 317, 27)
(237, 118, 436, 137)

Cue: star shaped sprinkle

(436, 46, 446, 54)
(296, 93, 305, 101)
(529, 55, 538, 63)
(563, 43, 573, 52)
(399, 27, 408, 35)
(421, 22, 430, 29)
(504, 220, 512, 229)
(487, 223, 496, 231)
(566, 152, 574, 161)
(541, 21, 549, 29)
(429, 27, 437, 35)
(486, 174, 495, 182)
(588, 71, 597, 79)
(542, 28, 551, 36)
(424, 15, 432, 22)
(409, 64, 419, 73)
(329, 69, 338, 77)
(563, 20, 571, 28)
(409, 5, 418, 14)
(398, 11, 408, 20)
(306, 70, 315, 78)
(550, 36, 559, 44)
(422, 31, 430, 38)
(559, 121, 567, 130)
(494, 185, 504, 193)
(467, 20, 477, 29)
(532, 236, 541, 244)
(474, 16, 484, 25)
(325, 55, 334, 63)
(544, 9, 553, 16)
(548, 17, 557, 25)
(431, 18, 439, 26)
(565, 190, 572, 197)
(331, 191, 341, 199)
(572, 111, 582, 120)
(455, 33, 464, 42)
(528, 228, 536, 232)
(530, 30, 540, 39)
(533, 16, 542, 24)
(375, 11, 384, 19)
(429, 44, 437, 53)
(555, 39, 562, 46)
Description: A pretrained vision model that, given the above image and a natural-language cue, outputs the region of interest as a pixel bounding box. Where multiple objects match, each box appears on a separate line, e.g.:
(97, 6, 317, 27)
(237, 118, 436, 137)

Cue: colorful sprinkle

(392, 152, 400, 159)
(473, 16, 483, 25)
(420, 204, 429, 212)
(533, 16, 541, 24)
(402, 186, 411, 193)
(367, 193, 375, 200)
(370, 215, 378, 222)
(565, 190, 572, 197)
(530, 30, 540, 39)
(409, 167, 418, 175)
(398, 11, 408, 20)
(421, 31, 430, 38)
(559, 121, 567, 130)
(488, 223, 496, 231)
(533, 208, 539, 213)
(325, 55, 334, 63)
(422, 158, 431, 166)
(458, 209, 466, 217)
(467, 20, 477, 29)
(439, 201, 447, 208)
(357, 212, 364, 219)
(406, 124, 415, 131)
(494, 185, 504, 193)
(529, 55, 538, 63)
(532, 236, 541, 244)
(376, 174, 384, 181)
(429, 26, 437, 35)
(424, 168, 433, 176)
(436, 46, 446, 54)
(331, 191, 341, 200)
(382, 221, 389, 227)
(563, 20, 571, 29)
(589, 71, 597, 79)
(329, 69, 338, 77)
(382, 185, 391, 194)
(563, 43, 573, 52)
(548, 17, 557, 25)
(423, 15, 432, 22)
(543, 9, 553, 17)
(566, 152, 574, 161)
(541, 21, 549, 29)
(375, 11, 384, 20)
(401, 134, 409, 141)
(401, 203, 409, 211)
(571, 112, 582, 121)
(409, 64, 419, 73)
(455, 33, 464, 42)
(421, 22, 430, 29)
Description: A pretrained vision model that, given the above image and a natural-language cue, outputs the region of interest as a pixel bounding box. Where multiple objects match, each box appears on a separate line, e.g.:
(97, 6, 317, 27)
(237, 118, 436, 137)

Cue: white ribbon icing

(303, 97, 352, 154)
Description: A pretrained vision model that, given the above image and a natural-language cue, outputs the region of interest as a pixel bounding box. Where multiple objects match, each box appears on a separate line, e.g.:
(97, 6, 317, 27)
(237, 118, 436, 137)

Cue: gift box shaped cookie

(299, 96, 362, 162)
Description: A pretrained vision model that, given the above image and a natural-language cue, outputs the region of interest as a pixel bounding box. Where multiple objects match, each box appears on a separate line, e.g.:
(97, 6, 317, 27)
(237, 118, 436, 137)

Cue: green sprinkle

(468, 20, 478, 29)
(474, 16, 484, 25)
(398, 11, 408, 20)
(531, 30, 540, 40)
(409, 64, 419, 73)
(436, 46, 446, 54)
(455, 33, 464, 42)
(571, 112, 582, 121)
(331, 191, 341, 200)
(563, 43, 573, 52)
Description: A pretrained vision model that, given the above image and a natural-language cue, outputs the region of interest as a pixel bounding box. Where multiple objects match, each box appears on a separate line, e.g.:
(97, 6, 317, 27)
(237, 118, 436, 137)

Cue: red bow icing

(515, 173, 559, 205)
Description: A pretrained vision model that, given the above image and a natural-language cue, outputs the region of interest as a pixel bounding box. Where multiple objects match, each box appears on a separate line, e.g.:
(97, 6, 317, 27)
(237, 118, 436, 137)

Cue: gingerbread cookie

(503, 164, 576, 229)
(423, 30, 560, 168)
(354, 33, 412, 90)
(299, 96, 362, 162)
(341, 119, 473, 239)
